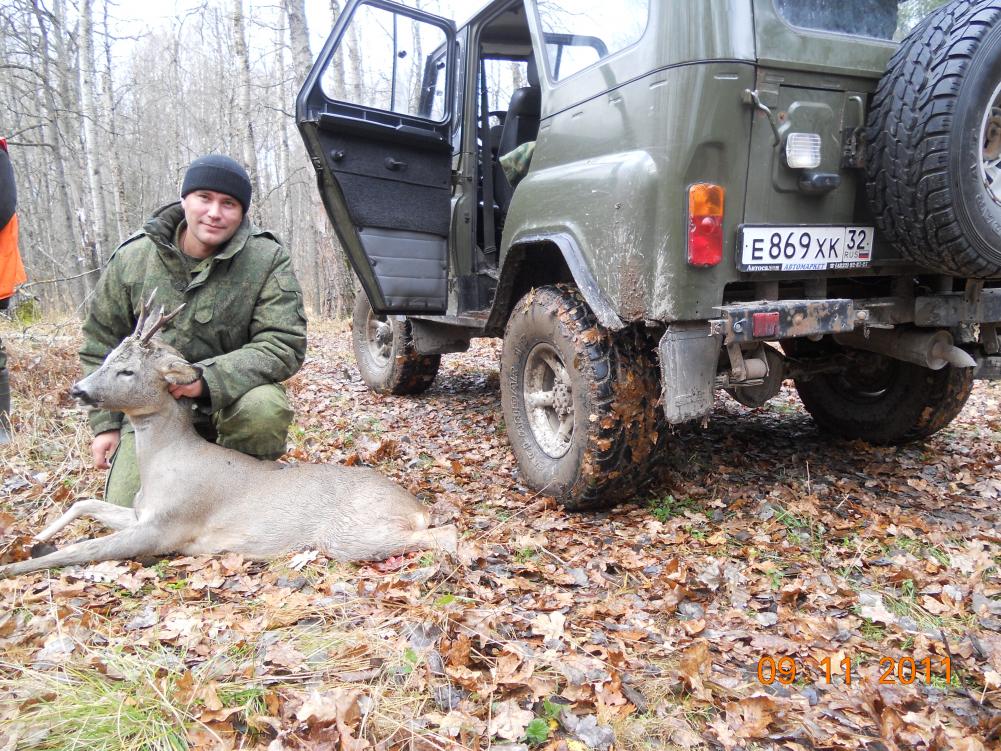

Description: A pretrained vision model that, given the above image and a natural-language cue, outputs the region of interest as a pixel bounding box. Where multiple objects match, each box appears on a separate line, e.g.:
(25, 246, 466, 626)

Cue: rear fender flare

(489, 232, 625, 332)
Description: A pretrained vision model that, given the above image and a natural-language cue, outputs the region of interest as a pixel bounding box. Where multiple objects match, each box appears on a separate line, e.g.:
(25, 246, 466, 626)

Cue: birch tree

(79, 0, 109, 267)
(99, 0, 128, 242)
(285, 0, 355, 316)
(231, 0, 262, 200)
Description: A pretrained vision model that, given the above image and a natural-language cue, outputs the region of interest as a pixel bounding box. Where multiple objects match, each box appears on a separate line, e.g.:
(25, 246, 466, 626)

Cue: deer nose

(70, 384, 97, 407)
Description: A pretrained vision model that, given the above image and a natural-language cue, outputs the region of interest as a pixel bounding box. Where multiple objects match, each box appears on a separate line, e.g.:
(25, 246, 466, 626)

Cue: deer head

(72, 294, 199, 415)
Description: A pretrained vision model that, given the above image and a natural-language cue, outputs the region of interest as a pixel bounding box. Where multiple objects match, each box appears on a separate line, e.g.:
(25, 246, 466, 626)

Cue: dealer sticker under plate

(737, 225, 874, 272)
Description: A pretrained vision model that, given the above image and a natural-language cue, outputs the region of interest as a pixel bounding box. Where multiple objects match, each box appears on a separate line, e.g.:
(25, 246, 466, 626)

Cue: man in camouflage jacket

(80, 154, 307, 506)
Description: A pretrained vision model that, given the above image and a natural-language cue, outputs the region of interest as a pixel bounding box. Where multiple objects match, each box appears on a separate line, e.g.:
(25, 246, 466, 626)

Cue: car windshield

(774, 0, 950, 41)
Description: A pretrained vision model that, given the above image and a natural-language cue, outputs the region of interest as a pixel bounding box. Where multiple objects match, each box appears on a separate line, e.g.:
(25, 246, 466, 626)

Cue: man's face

(181, 190, 243, 250)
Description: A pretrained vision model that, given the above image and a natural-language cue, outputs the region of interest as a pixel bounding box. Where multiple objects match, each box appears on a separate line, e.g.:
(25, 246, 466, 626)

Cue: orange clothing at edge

(0, 213, 26, 299)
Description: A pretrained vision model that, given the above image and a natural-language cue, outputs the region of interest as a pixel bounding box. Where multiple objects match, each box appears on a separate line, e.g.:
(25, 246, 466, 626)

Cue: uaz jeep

(297, 0, 1001, 508)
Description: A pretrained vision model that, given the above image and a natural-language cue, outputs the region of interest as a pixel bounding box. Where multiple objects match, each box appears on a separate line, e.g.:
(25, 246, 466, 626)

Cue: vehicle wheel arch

(487, 233, 626, 334)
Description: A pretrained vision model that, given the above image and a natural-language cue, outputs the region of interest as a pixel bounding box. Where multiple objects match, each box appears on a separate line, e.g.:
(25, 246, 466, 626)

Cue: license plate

(737, 225, 875, 272)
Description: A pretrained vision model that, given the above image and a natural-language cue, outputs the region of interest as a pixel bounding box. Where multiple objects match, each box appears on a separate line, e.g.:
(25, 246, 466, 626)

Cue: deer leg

(35, 500, 137, 542)
(0, 524, 168, 578)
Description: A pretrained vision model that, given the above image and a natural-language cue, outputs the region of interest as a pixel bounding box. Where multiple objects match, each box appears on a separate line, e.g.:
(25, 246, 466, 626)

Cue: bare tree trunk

(325, 0, 347, 97)
(344, 1, 365, 103)
(284, 0, 313, 77)
(50, 0, 96, 299)
(283, 0, 321, 313)
(286, 0, 359, 316)
(100, 0, 128, 243)
(276, 30, 295, 256)
(31, 0, 90, 304)
(409, 0, 424, 110)
(79, 0, 109, 266)
(231, 0, 262, 201)
(325, 0, 358, 316)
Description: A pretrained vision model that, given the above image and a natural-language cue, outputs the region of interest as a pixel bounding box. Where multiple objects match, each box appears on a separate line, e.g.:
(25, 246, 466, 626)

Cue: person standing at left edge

(80, 154, 307, 506)
(0, 138, 29, 445)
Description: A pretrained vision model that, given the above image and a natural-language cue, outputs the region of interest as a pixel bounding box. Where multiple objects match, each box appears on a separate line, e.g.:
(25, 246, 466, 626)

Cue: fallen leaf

(295, 688, 363, 728)
(531, 611, 566, 646)
(288, 549, 320, 571)
(678, 640, 713, 700)
(489, 699, 534, 741)
(726, 696, 777, 739)
(859, 591, 897, 626)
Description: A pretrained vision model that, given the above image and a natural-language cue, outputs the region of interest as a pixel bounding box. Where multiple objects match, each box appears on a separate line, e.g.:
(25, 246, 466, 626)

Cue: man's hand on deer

(90, 430, 120, 469)
(167, 379, 204, 399)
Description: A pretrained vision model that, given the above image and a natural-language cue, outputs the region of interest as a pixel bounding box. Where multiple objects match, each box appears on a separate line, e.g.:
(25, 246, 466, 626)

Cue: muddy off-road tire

(866, 0, 1001, 276)
(792, 347, 973, 444)
(351, 294, 440, 395)
(500, 285, 664, 510)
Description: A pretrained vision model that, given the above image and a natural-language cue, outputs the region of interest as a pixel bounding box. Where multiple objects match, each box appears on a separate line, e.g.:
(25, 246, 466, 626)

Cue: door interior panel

(359, 228, 447, 309)
(316, 124, 452, 237)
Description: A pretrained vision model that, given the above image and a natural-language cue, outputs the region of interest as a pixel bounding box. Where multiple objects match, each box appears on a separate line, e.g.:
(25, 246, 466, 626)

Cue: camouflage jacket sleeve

(198, 247, 307, 413)
(499, 140, 536, 187)
(79, 251, 135, 435)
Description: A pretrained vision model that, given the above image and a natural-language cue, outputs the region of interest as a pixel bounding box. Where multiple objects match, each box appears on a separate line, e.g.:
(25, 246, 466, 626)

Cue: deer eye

(118, 369, 135, 377)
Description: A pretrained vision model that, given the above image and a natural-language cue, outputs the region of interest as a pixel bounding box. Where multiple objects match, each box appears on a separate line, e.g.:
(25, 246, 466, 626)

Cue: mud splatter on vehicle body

(299, 0, 1001, 508)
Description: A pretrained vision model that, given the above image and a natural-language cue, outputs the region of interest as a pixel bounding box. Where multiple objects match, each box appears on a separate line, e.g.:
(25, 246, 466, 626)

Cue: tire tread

(795, 357, 973, 444)
(351, 295, 440, 396)
(503, 285, 664, 511)
(866, 0, 1001, 276)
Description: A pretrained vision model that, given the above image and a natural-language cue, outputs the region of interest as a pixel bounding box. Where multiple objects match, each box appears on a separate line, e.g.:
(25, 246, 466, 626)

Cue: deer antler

(132, 288, 159, 339)
(139, 303, 187, 344)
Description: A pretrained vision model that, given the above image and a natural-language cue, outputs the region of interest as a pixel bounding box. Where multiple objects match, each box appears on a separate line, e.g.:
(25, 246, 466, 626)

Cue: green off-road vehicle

(297, 0, 1001, 508)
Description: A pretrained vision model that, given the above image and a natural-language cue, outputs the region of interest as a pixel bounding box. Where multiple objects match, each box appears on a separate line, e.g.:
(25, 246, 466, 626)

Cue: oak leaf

(295, 687, 364, 729)
(726, 696, 777, 739)
(488, 699, 534, 741)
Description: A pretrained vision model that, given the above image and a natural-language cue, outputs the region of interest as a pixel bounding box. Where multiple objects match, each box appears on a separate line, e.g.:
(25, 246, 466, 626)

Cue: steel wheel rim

(980, 81, 1001, 205)
(523, 343, 574, 458)
(365, 309, 393, 367)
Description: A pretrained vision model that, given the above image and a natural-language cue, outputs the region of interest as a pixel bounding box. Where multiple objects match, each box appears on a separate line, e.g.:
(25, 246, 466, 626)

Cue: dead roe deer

(0, 299, 457, 577)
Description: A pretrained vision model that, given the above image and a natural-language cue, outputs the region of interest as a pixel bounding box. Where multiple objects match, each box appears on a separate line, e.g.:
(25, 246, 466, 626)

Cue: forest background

(0, 0, 466, 320)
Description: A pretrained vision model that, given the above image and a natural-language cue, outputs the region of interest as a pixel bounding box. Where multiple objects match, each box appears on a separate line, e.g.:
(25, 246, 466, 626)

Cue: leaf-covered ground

(1, 319, 1000, 750)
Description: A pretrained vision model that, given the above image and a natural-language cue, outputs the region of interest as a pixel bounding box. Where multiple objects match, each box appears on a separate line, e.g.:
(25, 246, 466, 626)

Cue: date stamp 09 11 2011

(757, 654, 952, 687)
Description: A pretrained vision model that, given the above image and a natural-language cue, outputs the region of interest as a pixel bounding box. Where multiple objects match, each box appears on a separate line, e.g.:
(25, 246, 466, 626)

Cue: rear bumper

(715, 288, 1001, 345)
(715, 298, 856, 344)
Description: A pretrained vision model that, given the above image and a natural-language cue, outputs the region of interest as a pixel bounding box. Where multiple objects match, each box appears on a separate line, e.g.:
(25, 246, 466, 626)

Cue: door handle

(384, 157, 407, 171)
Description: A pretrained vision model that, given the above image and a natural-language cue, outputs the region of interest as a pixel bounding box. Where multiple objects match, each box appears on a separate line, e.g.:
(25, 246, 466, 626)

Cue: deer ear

(157, 355, 202, 385)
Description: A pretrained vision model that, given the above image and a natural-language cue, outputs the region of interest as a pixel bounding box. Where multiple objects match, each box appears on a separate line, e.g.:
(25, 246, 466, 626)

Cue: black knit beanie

(181, 154, 252, 212)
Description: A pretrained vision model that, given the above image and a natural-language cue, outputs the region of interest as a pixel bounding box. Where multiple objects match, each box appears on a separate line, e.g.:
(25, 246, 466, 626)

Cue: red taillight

(752, 311, 780, 338)
(687, 183, 725, 267)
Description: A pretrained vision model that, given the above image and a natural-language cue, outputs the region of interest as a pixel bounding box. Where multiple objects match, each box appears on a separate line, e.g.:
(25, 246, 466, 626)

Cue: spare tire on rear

(866, 0, 1001, 277)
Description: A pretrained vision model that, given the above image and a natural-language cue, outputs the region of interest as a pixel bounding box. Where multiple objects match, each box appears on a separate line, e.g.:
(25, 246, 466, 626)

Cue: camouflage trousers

(105, 383, 293, 507)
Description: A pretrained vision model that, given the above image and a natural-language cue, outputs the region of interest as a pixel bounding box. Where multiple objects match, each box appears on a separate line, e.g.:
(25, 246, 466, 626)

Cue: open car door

(296, 0, 456, 314)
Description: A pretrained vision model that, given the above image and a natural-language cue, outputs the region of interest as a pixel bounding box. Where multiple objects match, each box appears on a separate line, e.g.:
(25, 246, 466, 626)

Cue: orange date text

(756, 654, 951, 686)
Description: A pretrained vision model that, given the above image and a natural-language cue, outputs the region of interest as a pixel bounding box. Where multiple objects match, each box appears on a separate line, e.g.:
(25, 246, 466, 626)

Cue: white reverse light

(785, 132, 822, 170)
